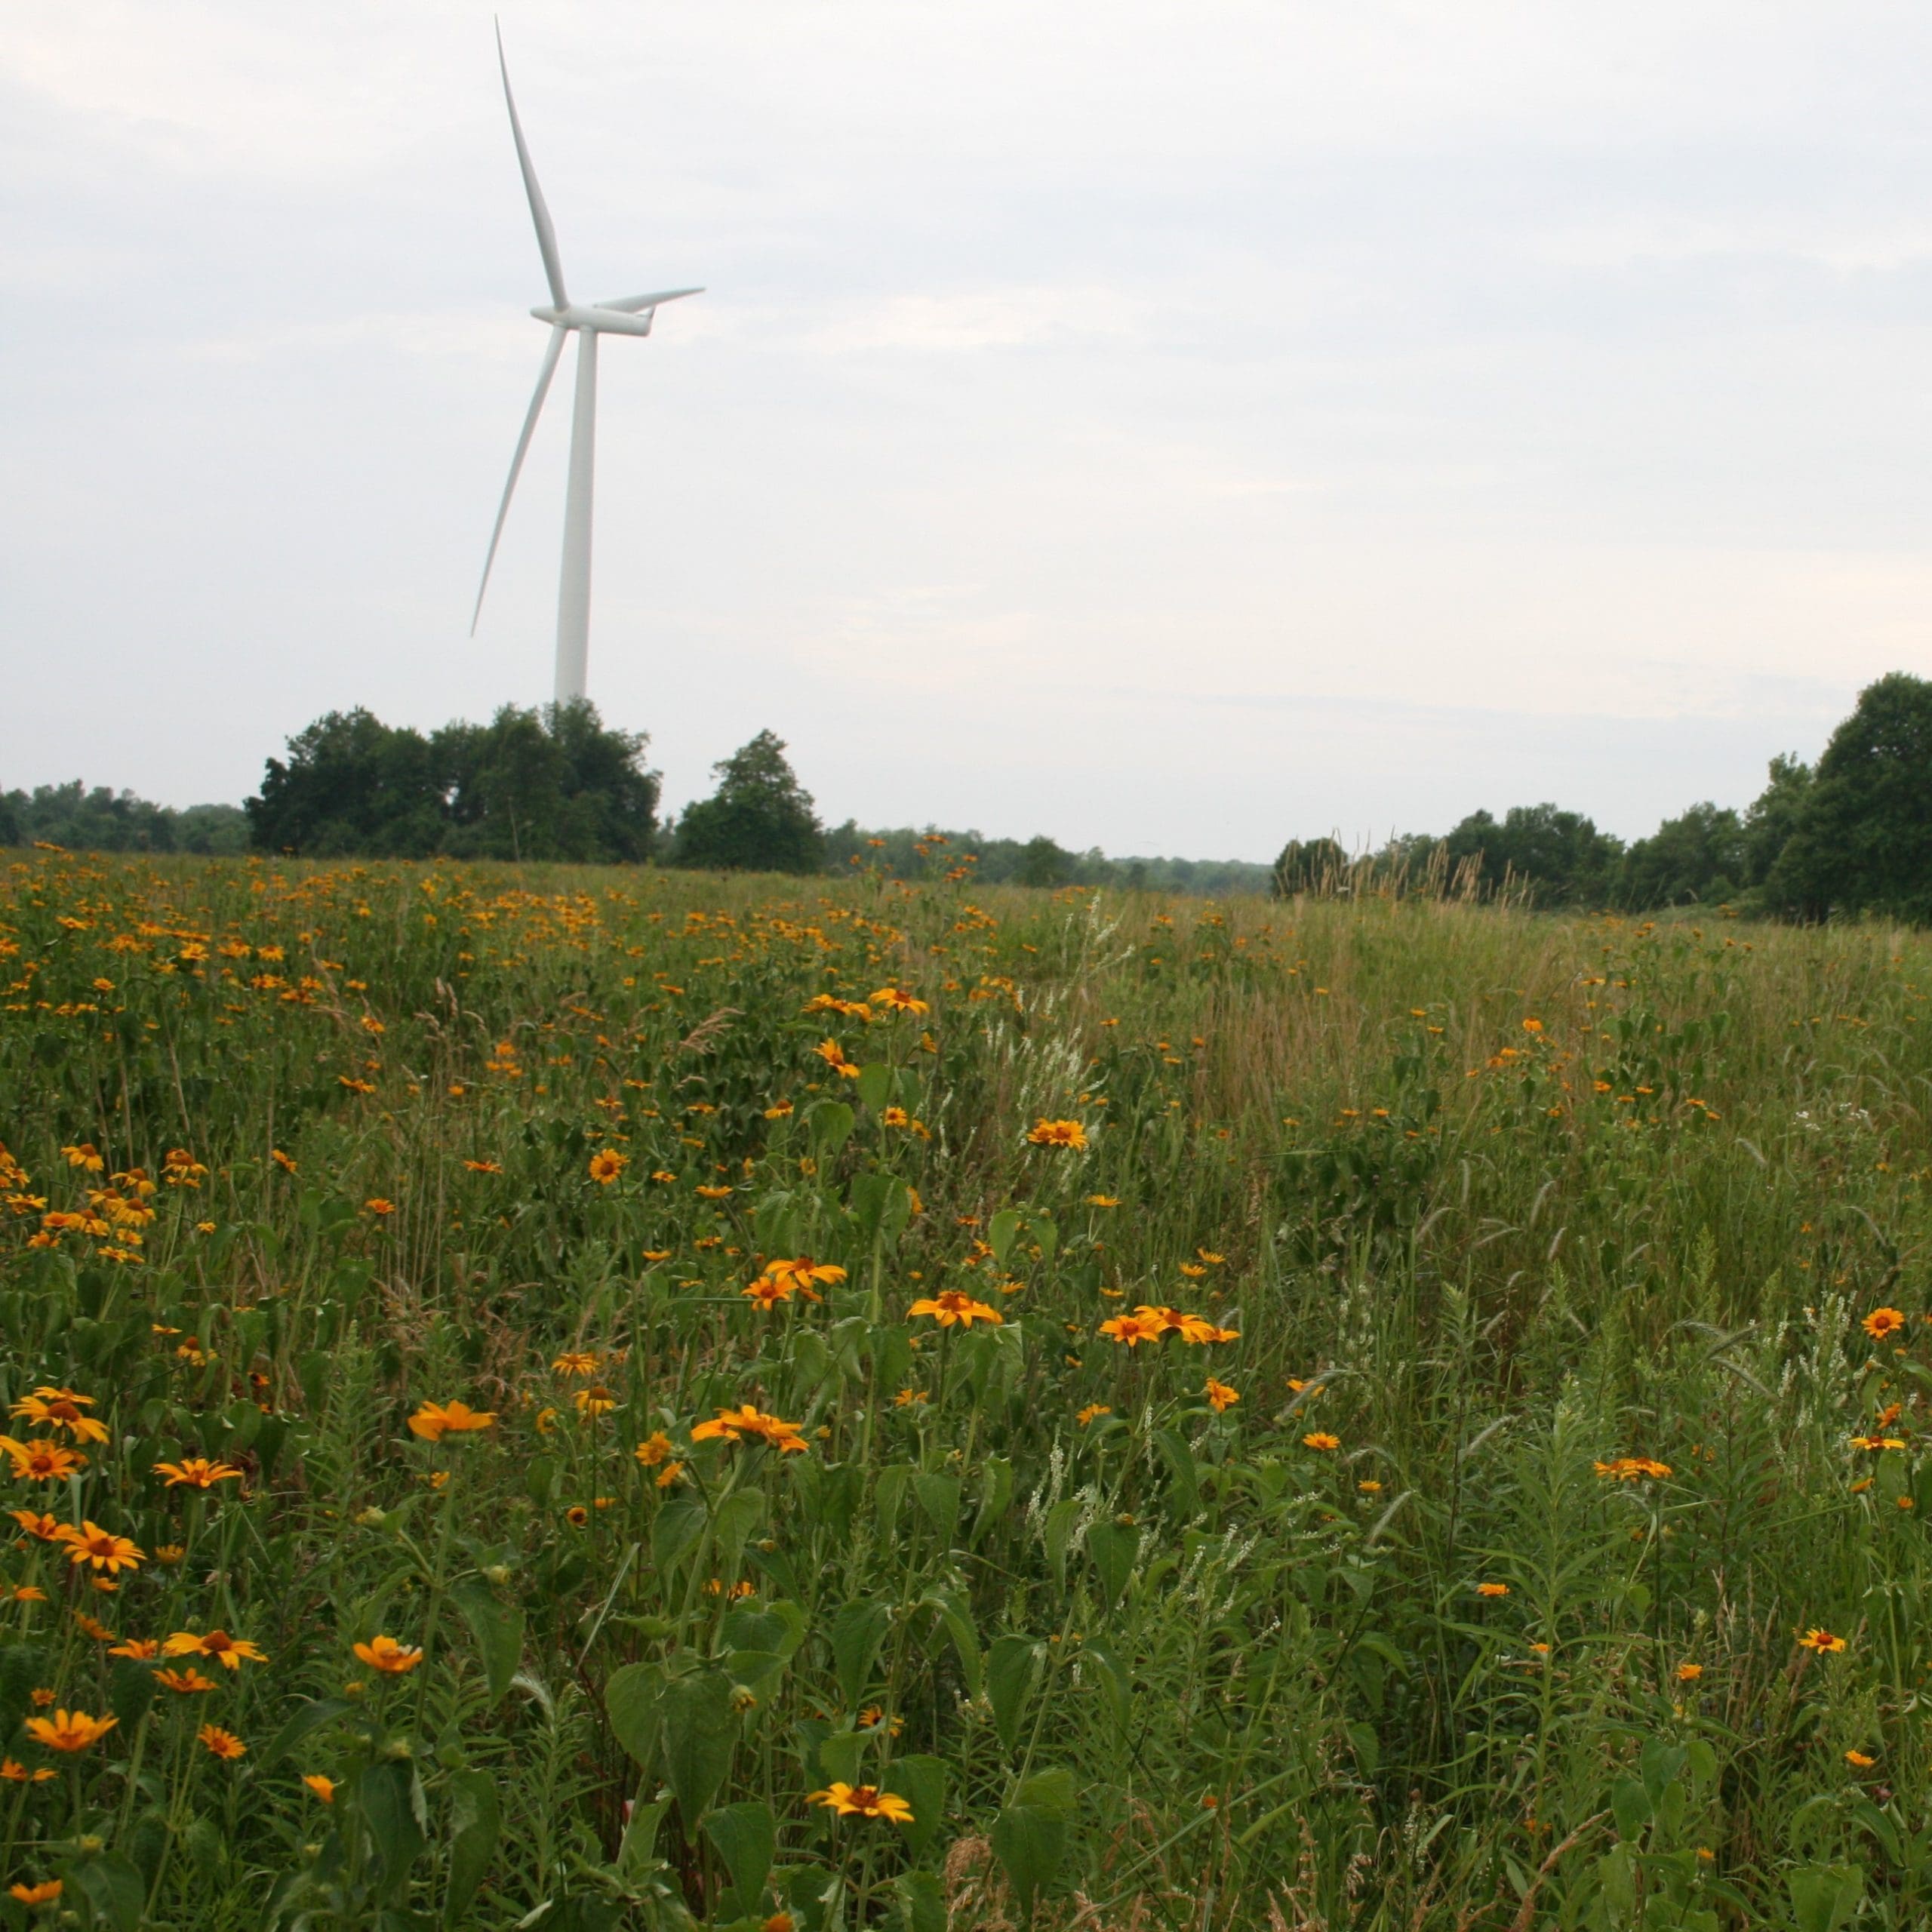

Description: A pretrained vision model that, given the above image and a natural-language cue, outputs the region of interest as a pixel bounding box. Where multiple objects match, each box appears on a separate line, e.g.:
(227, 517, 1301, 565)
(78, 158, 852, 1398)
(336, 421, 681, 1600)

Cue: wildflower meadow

(2, 846, 1929, 1930)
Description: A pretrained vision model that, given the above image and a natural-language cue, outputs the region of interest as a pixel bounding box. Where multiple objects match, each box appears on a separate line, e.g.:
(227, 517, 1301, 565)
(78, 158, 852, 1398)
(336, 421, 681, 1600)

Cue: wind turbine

(472, 26, 702, 705)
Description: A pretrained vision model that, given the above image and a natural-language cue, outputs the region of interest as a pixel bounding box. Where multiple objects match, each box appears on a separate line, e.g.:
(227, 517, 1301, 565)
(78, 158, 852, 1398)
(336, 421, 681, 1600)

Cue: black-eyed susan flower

(808, 1781, 913, 1823)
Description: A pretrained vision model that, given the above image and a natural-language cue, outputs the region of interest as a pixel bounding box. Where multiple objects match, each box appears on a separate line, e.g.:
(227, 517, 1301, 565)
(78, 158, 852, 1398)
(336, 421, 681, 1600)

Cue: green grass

(1, 848, 1928, 1930)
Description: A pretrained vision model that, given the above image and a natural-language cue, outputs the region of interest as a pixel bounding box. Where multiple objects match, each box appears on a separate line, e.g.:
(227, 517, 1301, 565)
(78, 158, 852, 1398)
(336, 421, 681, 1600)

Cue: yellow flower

(1087, 1195, 1120, 1207)
(163, 1629, 266, 1670)
(1797, 1628, 1847, 1654)
(1076, 1404, 1111, 1426)
(155, 1668, 217, 1695)
(154, 1457, 244, 1490)
(573, 1386, 618, 1419)
(10, 1389, 108, 1444)
(552, 1352, 599, 1377)
(691, 1405, 809, 1454)
(1863, 1307, 1907, 1340)
(635, 1432, 673, 1466)
(808, 1781, 914, 1824)
(352, 1635, 424, 1675)
(588, 1150, 629, 1184)
(907, 1291, 1001, 1329)
(197, 1724, 246, 1760)
(0, 1761, 55, 1784)
(1676, 1662, 1703, 1681)
(1203, 1379, 1240, 1414)
(8, 1879, 60, 1904)
(0, 1438, 85, 1482)
(1475, 1582, 1509, 1598)
(363, 1197, 395, 1217)
(304, 1774, 337, 1803)
(54, 1521, 143, 1574)
(1026, 1118, 1088, 1150)
(1303, 1433, 1340, 1452)
(407, 1400, 496, 1443)
(23, 1709, 116, 1752)
(1098, 1313, 1164, 1347)
(1846, 1749, 1876, 1768)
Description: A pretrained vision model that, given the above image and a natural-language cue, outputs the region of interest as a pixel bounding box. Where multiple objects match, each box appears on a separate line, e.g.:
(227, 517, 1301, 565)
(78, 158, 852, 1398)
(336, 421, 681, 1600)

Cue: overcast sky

(5, 2, 1931, 860)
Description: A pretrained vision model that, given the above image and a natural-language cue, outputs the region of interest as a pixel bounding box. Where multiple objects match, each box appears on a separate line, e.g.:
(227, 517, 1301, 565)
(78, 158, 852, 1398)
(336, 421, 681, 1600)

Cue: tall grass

(0, 847, 1926, 1930)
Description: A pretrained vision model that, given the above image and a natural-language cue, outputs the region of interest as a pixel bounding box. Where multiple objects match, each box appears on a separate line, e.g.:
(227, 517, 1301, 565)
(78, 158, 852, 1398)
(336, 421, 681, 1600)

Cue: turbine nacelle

(528, 289, 703, 337)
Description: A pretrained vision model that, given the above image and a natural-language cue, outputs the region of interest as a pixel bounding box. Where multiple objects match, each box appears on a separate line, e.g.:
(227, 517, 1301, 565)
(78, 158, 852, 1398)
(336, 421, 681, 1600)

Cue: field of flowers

(1, 847, 1930, 1930)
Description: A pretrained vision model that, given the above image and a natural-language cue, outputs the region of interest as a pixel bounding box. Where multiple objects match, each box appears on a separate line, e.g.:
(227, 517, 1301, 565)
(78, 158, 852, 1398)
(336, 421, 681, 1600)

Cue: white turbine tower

(472, 27, 702, 705)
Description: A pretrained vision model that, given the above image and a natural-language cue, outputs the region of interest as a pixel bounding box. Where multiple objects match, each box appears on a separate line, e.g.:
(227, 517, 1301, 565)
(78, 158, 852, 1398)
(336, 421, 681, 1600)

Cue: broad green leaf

(107, 1657, 155, 1730)
(660, 1667, 737, 1828)
(72, 1854, 145, 1932)
(1788, 1865, 1864, 1932)
(442, 1765, 500, 1929)
(712, 1488, 766, 1581)
(703, 1799, 776, 1910)
(605, 1660, 664, 1769)
(358, 1760, 428, 1898)
(922, 1589, 982, 1698)
(989, 1209, 1023, 1267)
(896, 1869, 946, 1932)
(829, 1598, 892, 1709)
(912, 1472, 961, 1546)
(988, 1635, 1041, 1753)
(991, 1770, 1076, 1920)
(889, 1752, 947, 1856)
(857, 1063, 894, 1114)
(451, 1577, 524, 1700)
(1084, 1519, 1139, 1606)
(260, 1695, 355, 1770)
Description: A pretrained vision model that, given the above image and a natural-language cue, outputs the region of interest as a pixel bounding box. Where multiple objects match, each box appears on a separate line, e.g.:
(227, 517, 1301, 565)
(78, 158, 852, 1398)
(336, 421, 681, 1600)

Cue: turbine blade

(472, 323, 568, 635)
(495, 23, 568, 308)
(595, 286, 704, 313)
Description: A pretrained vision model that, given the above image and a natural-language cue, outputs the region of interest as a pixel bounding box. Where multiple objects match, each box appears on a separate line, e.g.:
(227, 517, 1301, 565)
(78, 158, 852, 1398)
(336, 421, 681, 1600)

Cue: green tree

(1442, 803, 1623, 906)
(1617, 802, 1746, 910)
(1766, 672, 1932, 920)
(245, 709, 449, 857)
(1014, 835, 1070, 888)
(1271, 837, 1349, 898)
(441, 701, 658, 863)
(1740, 753, 1814, 894)
(671, 731, 823, 874)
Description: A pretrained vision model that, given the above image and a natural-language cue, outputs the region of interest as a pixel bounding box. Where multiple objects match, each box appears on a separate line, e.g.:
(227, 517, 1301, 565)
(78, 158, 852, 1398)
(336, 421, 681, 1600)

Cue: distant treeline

(9, 671, 1932, 919)
(1273, 672, 1932, 921)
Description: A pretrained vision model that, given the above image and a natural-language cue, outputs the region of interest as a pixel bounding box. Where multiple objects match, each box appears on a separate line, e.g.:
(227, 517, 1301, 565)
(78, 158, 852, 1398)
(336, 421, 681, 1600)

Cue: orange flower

(463, 1159, 502, 1174)
(1098, 1313, 1164, 1347)
(808, 1781, 914, 1823)
(164, 1629, 266, 1670)
(1594, 1457, 1672, 1481)
(107, 1639, 159, 1660)
(407, 1400, 496, 1443)
(869, 986, 930, 1014)
(1797, 1628, 1847, 1654)
(907, 1290, 1001, 1329)
(197, 1724, 246, 1759)
(1026, 1119, 1088, 1150)
(155, 1669, 217, 1695)
(23, 1709, 115, 1752)
(1303, 1433, 1340, 1452)
(764, 1257, 847, 1294)
(154, 1457, 244, 1490)
(552, 1352, 599, 1377)
(1846, 1749, 1876, 1769)
(588, 1150, 629, 1185)
(743, 1276, 794, 1309)
(8, 1879, 60, 1904)
(303, 1774, 337, 1803)
(364, 1198, 395, 1217)
(0, 1761, 54, 1784)
(1863, 1307, 1907, 1340)
(691, 1405, 809, 1454)
(1203, 1379, 1240, 1414)
(1475, 1582, 1509, 1598)
(0, 1439, 85, 1482)
(10, 1389, 108, 1444)
(7, 1512, 63, 1543)
(352, 1635, 424, 1675)
(54, 1521, 143, 1574)
(634, 1432, 673, 1466)
(1675, 1662, 1703, 1682)
(1076, 1404, 1111, 1426)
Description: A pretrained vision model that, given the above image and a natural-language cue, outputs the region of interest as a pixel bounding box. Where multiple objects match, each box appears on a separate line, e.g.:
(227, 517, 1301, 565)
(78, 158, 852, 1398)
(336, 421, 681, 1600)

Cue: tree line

(1273, 672, 1932, 919)
(8, 671, 1932, 918)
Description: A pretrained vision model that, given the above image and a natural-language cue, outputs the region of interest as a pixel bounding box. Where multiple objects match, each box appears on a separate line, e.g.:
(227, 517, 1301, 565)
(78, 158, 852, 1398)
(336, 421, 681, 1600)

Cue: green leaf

(912, 1472, 961, 1546)
(712, 1488, 767, 1581)
(107, 1657, 155, 1731)
(605, 1661, 664, 1770)
(442, 1766, 500, 1929)
(616, 1795, 670, 1881)
(970, 1457, 1014, 1547)
(703, 1799, 776, 1911)
(991, 1770, 1076, 1921)
(857, 1064, 894, 1114)
(1084, 1519, 1139, 1606)
(260, 1695, 355, 1771)
(1610, 1777, 1651, 1841)
(829, 1599, 892, 1710)
(921, 1587, 982, 1697)
(451, 1578, 524, 1700)
(989, 1209, 1023, 1267)
(1788, 1865, 1864, 1932)
(71, 1854, 146, 1932)
(660, 1668, 738, 1829)
(651, 1494, 707, 1574)
(1639, 1737, 1687, 1804)
(896, 1869, 946, 1932)
(889, 1752, 947, 1857)
(358, 1761, 428, 1898)
(988, 1635, 1041, 1753)
(808, 1100, 855, 1154)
